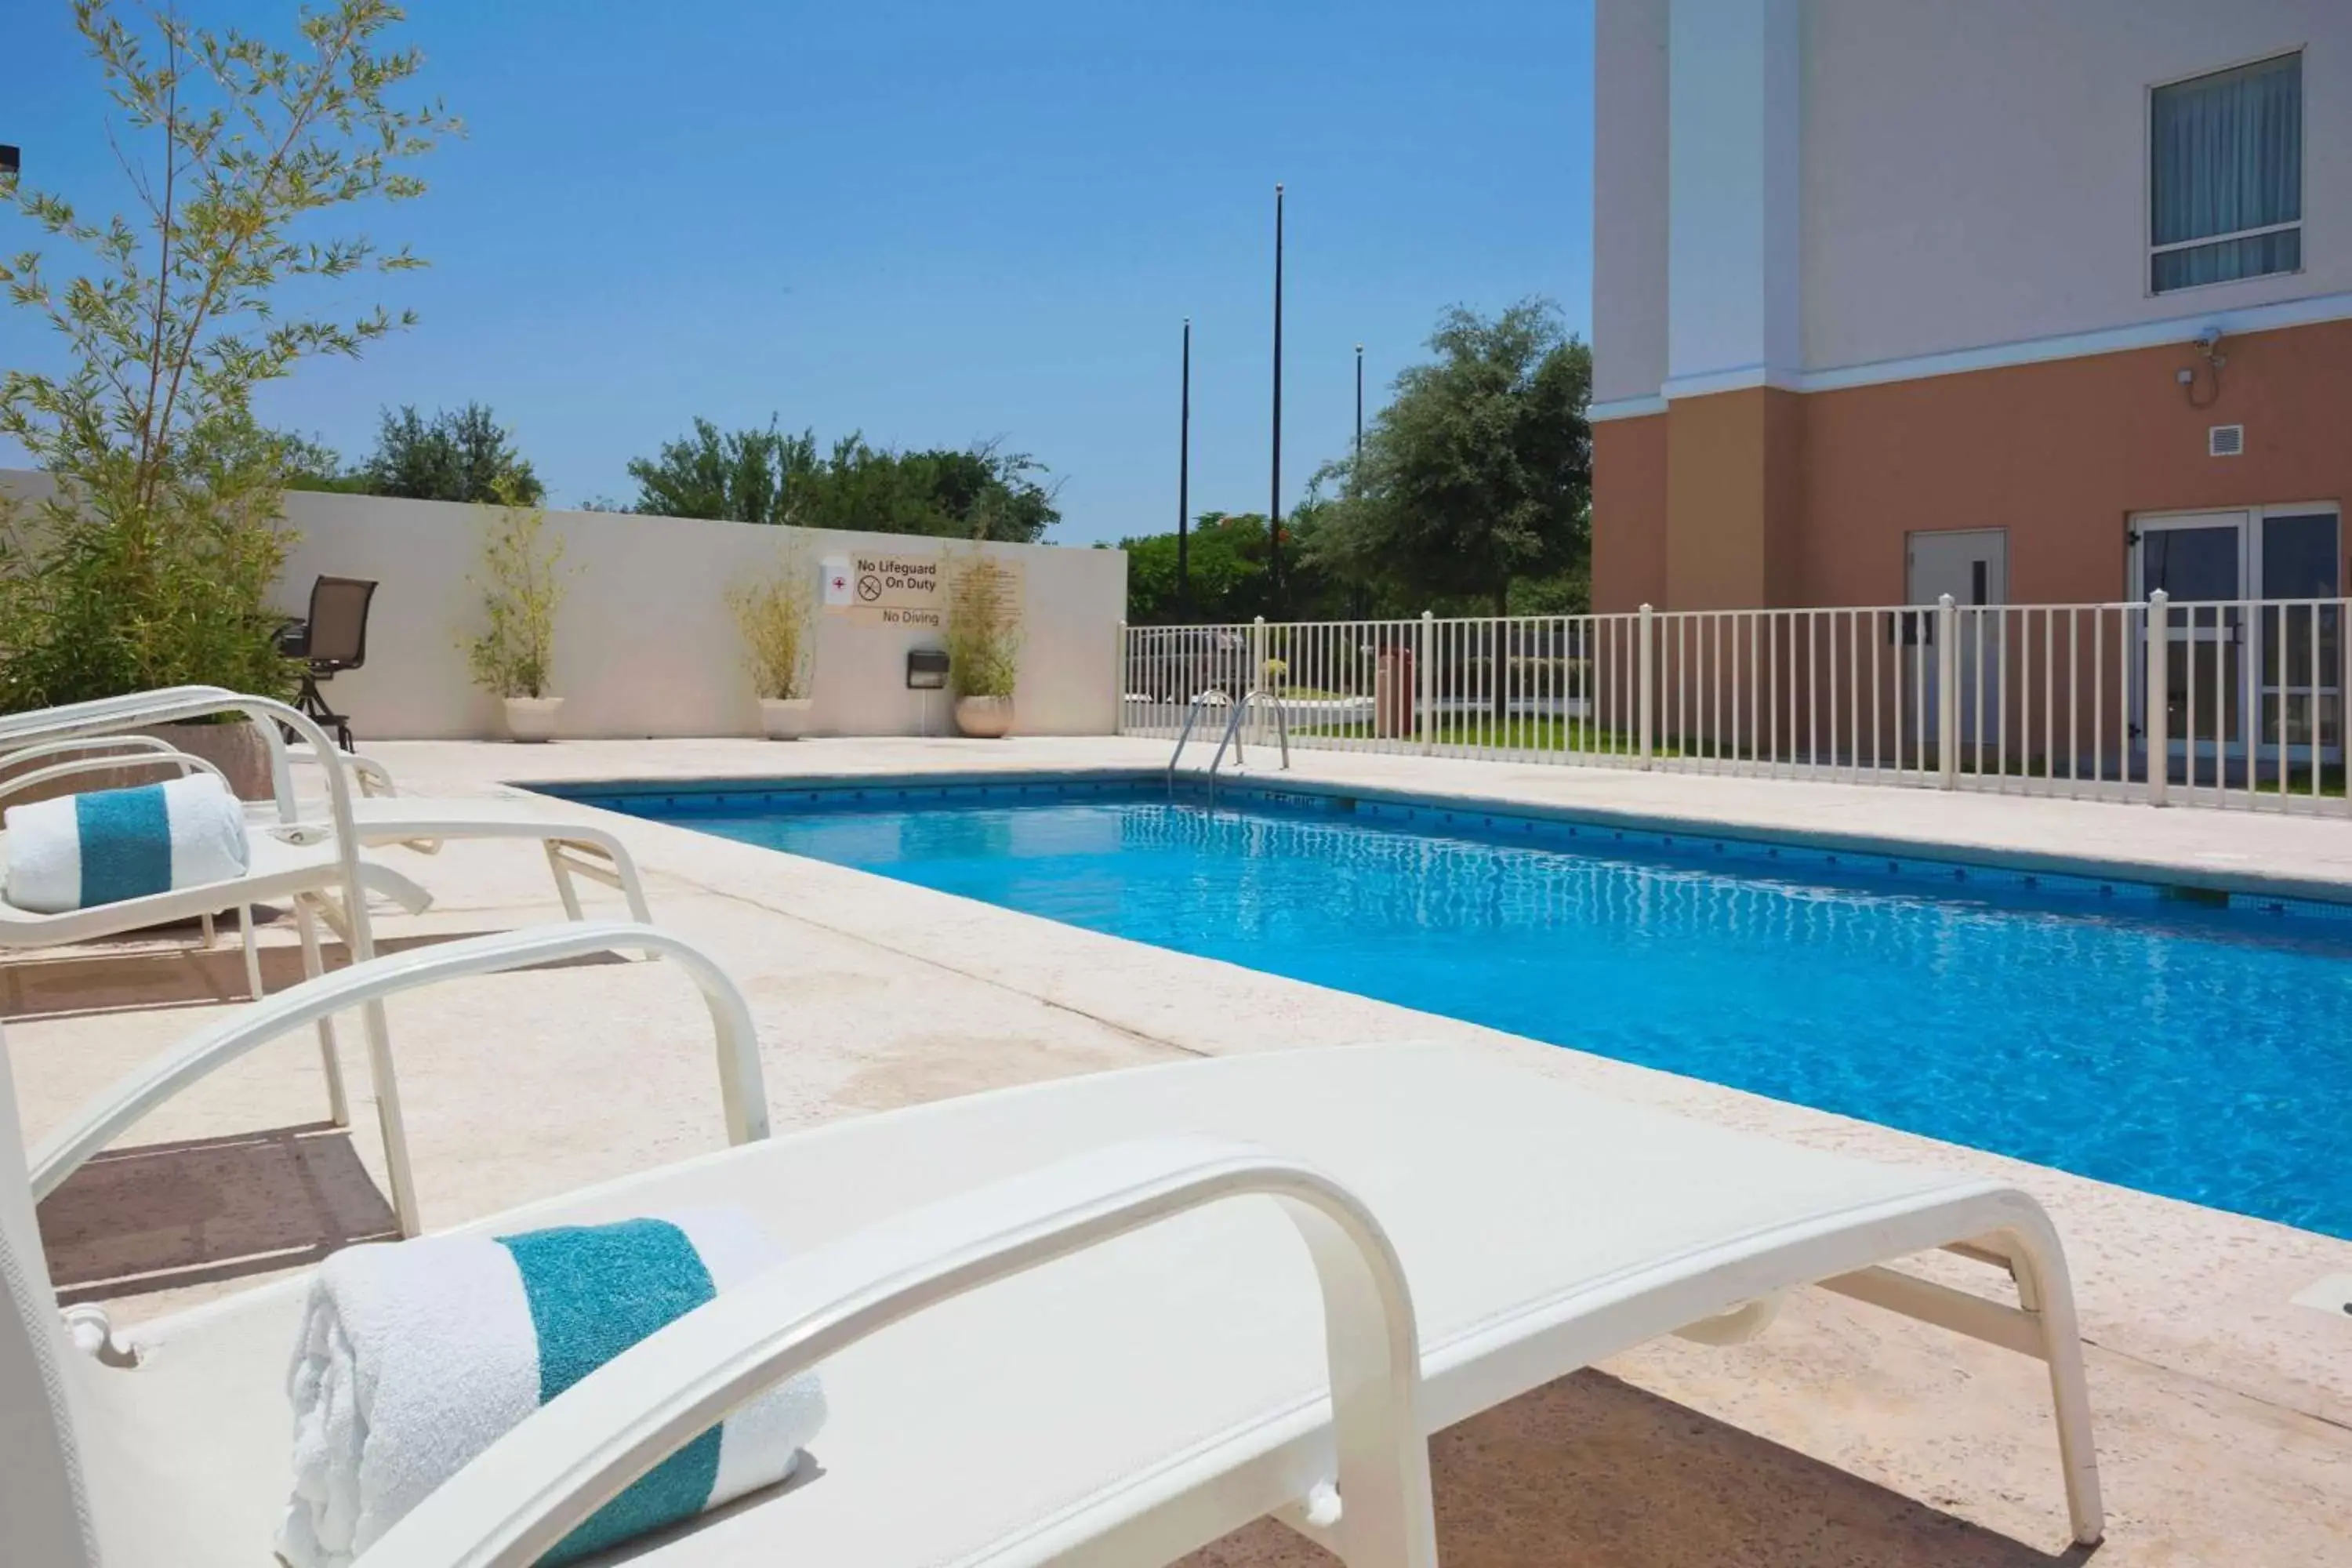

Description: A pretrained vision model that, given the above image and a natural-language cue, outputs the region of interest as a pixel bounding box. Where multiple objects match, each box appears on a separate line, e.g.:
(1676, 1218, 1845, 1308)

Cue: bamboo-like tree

(0, 0, 453, 709)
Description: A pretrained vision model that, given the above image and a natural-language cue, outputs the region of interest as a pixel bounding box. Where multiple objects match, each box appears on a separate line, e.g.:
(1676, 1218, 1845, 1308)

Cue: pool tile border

(535, 770, 2352, 925)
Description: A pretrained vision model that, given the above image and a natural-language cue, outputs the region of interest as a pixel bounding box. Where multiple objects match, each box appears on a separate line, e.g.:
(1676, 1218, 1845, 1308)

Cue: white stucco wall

(0, 475, 1127, 740)
(1593, 0, 2351, 405)
(1592, 0, 1671, 404)
(1665, 0, 1803, 390)
(1802, 0, 2349, 371)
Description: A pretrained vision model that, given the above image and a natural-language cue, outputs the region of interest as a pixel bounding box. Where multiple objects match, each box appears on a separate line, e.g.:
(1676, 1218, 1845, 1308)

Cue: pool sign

(821, 550, 945, 627)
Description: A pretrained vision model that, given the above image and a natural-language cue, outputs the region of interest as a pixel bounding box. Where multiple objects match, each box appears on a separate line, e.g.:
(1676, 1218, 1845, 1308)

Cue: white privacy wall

(1, 475, 1129, 739)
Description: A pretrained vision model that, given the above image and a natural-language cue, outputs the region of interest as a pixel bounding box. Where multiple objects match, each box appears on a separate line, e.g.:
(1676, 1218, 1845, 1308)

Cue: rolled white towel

(278, 1209, 826, 1568)
(3, 772, 249, 913)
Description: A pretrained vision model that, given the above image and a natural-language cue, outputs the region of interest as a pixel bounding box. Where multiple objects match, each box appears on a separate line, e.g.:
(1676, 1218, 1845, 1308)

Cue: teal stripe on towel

(499, 1219, 724, 1566)
(75, 785, 172, 908)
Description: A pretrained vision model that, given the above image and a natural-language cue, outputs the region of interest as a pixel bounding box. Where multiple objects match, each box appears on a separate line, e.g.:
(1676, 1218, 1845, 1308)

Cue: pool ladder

(1167, 688, 1290, 804)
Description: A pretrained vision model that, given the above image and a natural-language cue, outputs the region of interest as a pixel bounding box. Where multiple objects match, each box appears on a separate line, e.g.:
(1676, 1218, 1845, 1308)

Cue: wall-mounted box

(906, 648, 951, 690)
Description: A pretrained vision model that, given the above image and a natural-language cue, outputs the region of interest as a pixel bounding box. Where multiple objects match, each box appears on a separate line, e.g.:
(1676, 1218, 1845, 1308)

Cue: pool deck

(9, 734, 2350, 1565)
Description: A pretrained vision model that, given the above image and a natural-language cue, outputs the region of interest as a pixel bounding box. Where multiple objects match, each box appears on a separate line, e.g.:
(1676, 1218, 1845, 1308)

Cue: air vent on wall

(2209, 423, 2245, 457)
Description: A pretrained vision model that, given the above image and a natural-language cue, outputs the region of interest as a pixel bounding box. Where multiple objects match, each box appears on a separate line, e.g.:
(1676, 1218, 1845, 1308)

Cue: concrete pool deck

(8, 735, 2350, 1564)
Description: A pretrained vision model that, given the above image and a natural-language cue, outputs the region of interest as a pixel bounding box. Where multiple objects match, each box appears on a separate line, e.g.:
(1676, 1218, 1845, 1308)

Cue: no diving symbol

(856, 574, 883, 602)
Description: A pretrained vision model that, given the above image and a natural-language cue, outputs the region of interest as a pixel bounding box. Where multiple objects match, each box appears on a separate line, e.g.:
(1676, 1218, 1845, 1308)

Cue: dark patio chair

(274, 576, 377, 751)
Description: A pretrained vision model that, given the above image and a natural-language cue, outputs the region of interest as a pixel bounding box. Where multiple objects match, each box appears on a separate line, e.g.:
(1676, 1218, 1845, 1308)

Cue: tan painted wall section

(1592, 415, 1668, 612)
(1595, 317, 2352, 610)
(1661, 387, 1805, 611)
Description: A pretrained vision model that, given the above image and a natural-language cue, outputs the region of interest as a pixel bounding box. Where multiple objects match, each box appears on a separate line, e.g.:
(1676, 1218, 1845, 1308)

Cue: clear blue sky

(0, 1, 1594, 543)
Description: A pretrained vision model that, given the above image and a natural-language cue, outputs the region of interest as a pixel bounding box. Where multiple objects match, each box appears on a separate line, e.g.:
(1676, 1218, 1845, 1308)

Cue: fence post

(1116, 620, 1131, 735)
(1418, 610, 1435, 755)
(1637, 603, 1655, 768)
(2144, 590, 2169, 807)
(1936, 593, 1958, 788)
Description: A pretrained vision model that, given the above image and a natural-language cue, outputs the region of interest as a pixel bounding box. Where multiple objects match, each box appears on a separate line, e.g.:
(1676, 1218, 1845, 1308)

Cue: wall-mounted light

(906, 648, 949, 690)
(2178, 325, 2227, 408)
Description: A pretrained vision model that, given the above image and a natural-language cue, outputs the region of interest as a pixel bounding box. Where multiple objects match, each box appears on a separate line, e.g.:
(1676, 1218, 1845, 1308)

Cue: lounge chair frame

(2, 691, 661, 1237)
(0, 688, 424, 1228)
(2, 924, 2105, 1567)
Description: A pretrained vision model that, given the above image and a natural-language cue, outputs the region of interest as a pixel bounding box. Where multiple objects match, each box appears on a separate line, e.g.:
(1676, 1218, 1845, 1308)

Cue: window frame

(2143, 47, 2307, 297)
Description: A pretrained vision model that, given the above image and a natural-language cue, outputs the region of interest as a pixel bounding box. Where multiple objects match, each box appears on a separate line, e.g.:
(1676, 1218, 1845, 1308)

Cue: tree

(1120, 512, 1275, 625)
(273, 430, 356, 491)
(0, 0, 452, 709)
(1306, 299, 1591, 616)
(344, 401, 541, 504)
(620, 421, 1062, 541)
(789, 435, 1062, 542)
(910, 441, 1061, 543)
(1118, 502, 1356, 625)
(623, 416, 812, 524)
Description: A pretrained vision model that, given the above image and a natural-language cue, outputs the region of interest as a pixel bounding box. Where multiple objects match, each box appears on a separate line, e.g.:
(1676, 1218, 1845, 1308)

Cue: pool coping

(37, 731, 2352, 1561)
(489, 750, 2352, 1426)
(529, 764, 2352, 913)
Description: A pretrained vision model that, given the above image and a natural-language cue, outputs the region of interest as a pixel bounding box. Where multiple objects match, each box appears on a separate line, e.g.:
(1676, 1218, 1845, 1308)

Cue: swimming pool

(556, 776, 2352, 1240)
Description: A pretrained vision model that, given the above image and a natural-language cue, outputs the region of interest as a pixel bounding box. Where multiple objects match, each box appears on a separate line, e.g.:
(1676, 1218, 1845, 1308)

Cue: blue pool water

(569, 779, 2352, 1238)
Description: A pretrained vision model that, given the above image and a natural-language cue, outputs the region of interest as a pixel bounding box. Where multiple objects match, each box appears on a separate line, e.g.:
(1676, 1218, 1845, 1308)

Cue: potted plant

(463, 484, 569, 741)
(946, 550, 1022, 738)
(728, 545, 815, 739)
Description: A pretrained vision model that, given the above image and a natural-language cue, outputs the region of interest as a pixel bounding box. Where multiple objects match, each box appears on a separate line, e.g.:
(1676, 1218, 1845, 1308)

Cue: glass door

(2132, 511, 2245, 784)
(2252, 510, 2343, 774)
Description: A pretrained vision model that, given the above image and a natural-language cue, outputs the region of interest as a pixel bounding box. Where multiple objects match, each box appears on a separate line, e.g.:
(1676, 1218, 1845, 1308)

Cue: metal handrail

(1165, 688, 1229, 793)
(1197, 688, 1290, 806)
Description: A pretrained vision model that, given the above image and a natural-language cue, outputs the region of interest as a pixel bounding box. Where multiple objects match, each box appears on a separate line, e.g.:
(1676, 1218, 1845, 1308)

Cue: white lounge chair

(0, 695, 654, 932)
(0, 691, 448, 1231)
(0, 731, 427, 968)
(1, 691, 654, 1237)
(0, 922, 2103, 1567)
(279, 742, 652, 925)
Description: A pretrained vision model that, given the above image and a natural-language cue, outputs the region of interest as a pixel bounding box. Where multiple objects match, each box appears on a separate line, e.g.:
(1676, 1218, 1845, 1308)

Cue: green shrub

(0, 424, 298, 709)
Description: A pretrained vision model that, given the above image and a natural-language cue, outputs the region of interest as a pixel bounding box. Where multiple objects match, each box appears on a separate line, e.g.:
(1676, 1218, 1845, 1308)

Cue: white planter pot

(759, 696, 815, 741)
(503, 695, 564, 743)
(953, 695, 1015, 739)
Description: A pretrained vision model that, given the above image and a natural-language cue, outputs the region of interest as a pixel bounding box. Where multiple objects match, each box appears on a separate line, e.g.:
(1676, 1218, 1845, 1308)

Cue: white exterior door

(1907, 528, 2007, 753)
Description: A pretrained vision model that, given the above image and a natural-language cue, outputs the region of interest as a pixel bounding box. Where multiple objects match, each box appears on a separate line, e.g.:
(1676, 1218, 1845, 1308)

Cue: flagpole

(1269, 182, 1285, 615)
(1178, 318, 1192, 619)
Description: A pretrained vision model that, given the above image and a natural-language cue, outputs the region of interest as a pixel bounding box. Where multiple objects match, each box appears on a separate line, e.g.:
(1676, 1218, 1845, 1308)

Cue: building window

(2150, 53, 2302, 294)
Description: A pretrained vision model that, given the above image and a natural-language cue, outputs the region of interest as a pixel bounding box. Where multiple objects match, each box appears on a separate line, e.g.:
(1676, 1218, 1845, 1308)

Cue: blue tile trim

(529, 774, 2352, 924)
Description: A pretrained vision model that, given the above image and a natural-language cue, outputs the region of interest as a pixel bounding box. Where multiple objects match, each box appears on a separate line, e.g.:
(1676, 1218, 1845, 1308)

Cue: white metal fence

(1119, 592, 2350, 815)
